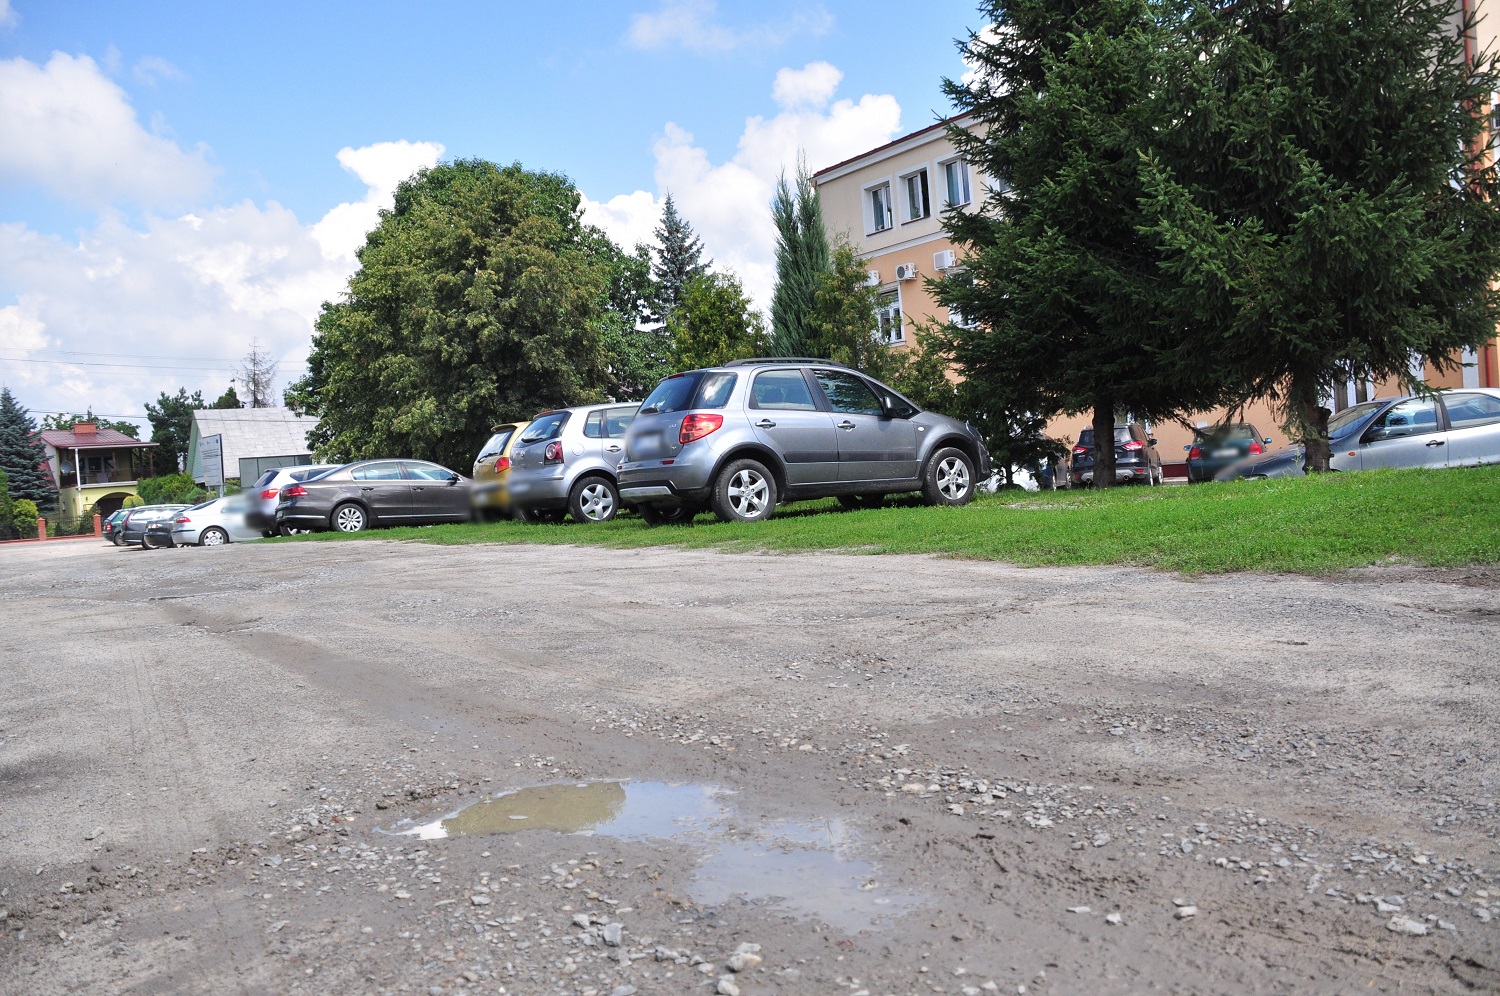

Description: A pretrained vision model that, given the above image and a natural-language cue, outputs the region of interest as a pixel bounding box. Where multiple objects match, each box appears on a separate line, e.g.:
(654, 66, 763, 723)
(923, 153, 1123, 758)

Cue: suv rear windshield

(477, 427, 517, 459)
(1076, 427, 1133, 448)
(519, 412, 568, 444)
(638, 371, 737, 415)
(1192, 424, 1255, 445)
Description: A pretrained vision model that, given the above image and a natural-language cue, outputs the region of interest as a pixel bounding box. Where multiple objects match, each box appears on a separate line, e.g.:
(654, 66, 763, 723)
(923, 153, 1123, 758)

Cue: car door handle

(1425, 439, 1445, 447)
(755, 419, 776, 428)
(837, 420, 856, 431)
(606, 445, 622, 452)
(361, 486, 375, 491)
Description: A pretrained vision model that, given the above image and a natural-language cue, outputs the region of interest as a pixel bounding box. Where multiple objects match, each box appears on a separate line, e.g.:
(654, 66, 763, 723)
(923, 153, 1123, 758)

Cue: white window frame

(875, 288, 904, 345)
(900, 167, 931, 223)
(864, 179, 894, 234)
(939, 156, 972, 208)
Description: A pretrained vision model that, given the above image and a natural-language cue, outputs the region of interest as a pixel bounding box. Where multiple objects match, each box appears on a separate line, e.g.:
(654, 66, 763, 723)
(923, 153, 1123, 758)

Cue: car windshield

(520, 412, 568, 443)
(1329, 401, 1385, 437)
(1194, 425, 1255, 445)
(637, 371, 737, 415)
(1076, 428, 1133, 447)
(477, 427, 516, 459)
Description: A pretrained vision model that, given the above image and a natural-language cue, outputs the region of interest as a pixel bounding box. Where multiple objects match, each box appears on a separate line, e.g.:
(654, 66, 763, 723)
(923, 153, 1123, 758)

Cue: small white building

(187, 407, 321, 485)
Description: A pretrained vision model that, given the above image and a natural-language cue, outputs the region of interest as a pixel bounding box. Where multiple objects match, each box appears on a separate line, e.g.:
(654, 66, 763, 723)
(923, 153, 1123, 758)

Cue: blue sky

(0, 0, 982, 428)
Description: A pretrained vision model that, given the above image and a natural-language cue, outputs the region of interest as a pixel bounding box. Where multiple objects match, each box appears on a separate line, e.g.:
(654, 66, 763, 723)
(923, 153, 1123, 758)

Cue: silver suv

(507, 402, 640, 523)
(617, 358, 991, 524)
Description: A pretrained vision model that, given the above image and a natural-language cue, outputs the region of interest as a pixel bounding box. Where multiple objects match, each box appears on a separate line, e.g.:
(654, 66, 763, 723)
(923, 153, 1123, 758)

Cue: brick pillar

(93, 513, 103, 538)
(36, 518, 46, 541)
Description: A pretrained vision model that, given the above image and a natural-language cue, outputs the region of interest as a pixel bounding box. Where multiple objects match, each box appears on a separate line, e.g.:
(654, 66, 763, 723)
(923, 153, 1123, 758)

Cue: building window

(868, 183, 893, 233)
(875, 291, 903, 344)
(942, 159, 971, 208)
(903, 170, 930, 221)
(947, 304, 977, 330)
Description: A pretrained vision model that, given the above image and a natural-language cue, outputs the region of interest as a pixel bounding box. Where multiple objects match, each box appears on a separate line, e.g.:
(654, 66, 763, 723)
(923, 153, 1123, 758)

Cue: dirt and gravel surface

(2, 536, 1499, 995)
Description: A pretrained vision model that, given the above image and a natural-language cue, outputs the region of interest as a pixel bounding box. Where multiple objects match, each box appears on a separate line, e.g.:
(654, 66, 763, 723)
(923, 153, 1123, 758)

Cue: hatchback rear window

(478, 428, 516, 458)
(1076, 428, 1133, 447)
(638, 372, 737, 415)
(520, 412, 568, 443)
(252, 471, 277, 488)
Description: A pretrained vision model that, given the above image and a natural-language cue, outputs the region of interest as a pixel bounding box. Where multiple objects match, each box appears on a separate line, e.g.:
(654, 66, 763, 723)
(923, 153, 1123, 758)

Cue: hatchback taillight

(679, 413, 723, 444)
(1248, 441, 1263, 455)
(544, 441, 564, 464)
(283, 484, 308, 498)
(259, 488, 279, 499)
(1121, 440, 1145, 451)
(494, 456, 511, 471)
(1188, 446, 1202, 460)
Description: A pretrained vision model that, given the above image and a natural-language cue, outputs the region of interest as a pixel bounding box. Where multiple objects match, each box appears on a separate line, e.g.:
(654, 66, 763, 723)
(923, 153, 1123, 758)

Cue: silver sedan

(168, 496, 264, 546)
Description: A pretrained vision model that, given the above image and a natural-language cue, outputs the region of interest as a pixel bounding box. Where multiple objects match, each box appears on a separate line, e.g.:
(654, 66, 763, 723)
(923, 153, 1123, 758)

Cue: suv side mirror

(1147, 437, 1158, 447)
(1264, 437, 1272, 445)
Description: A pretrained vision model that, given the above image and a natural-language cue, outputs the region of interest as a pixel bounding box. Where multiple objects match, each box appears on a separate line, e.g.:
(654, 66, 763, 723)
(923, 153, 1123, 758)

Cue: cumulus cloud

(132, 56, 184, 87)
(0, 0, 16, 29)
(0, 52, 215, 207)
(626, 0, 832, 54)
(0, 141, 443, 426)
(310, 140, 445, 262)
(583, 65, 901, 310)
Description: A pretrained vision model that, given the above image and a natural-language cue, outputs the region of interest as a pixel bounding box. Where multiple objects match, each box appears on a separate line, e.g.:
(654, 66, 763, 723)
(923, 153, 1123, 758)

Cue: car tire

(199, 527, 229, 547)
(112, 532, 125, 547)
(637, 503, 695, 527)
(837, 494, 883, 510)
(141, 532, 164, 550)
(711, 458, 777, 523)
(568, 476, 620, 524)
(922, 448, 976, 506)
(331, 503, 368, 533)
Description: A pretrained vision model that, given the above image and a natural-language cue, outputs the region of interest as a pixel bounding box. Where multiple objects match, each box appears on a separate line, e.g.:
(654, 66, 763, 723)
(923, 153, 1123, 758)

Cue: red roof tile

(38, 428, 156, 449)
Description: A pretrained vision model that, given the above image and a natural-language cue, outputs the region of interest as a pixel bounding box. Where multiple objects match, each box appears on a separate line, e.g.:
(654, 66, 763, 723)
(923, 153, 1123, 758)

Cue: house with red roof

(38, 423, 161, 521)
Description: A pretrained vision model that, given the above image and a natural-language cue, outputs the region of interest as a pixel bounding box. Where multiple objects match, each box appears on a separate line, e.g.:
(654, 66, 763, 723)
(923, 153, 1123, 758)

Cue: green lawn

(289, 465, 1500, 575)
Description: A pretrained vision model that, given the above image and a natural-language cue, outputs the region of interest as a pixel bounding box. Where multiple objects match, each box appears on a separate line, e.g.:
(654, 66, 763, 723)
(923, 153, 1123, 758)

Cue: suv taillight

(494, 456, 511, 471)
(544, 441, 564, 464)
(679, 413, 723, 444)
(1248, 441, 1263, 455)
(1073, 445, 1089, 455)
(259, 488, 279, 499)
(283, 484, 308, 498)
(1121, 440, 1145, 451)
(1188, 446, 1202, 460)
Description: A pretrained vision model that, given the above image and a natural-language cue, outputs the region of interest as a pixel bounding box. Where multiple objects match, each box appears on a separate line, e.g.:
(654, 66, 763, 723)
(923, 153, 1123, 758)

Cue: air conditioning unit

(933, 249, 957, 271)
(894, 263, 918, 281)
(864, 269, 882, 287)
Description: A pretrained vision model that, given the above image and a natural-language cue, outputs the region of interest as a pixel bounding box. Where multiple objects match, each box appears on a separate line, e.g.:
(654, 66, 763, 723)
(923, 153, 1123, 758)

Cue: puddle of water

(386, 780, 922, 931)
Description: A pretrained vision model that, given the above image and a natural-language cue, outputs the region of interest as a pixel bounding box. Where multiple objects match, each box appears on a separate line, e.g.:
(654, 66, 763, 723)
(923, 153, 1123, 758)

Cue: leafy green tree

(0, 388, 57, 509)
(669, 272, 770, 370)
(598, 236, 673, 397)
(770, 163, 832, 357)
(144, 387, 207, 473)
(0, 466, 13, 539)
(651, 194, 709, 323)
(1139, 0, 1500, 471)
(287, 159, 621, 469)
(40, 410, 141, 438)
(806, 241, 893, 376)
(136, 473, 207, 505)
(940, 0, 1233, 488)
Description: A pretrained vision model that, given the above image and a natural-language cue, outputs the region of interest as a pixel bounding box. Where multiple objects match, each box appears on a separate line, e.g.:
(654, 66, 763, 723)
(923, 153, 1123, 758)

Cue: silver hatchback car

(617, 358, 992, 524)
(507, 403, 640, 523)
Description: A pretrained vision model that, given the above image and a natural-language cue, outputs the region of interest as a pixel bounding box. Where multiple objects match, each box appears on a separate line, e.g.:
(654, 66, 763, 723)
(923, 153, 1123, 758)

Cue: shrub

(137, 473, 207, 505)
(12, 498, 39, 534)
(122, 495, 144, 509)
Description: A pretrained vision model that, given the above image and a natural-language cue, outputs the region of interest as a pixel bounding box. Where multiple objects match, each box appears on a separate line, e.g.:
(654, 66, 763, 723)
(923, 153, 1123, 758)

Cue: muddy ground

(2, 536, 1498, 995)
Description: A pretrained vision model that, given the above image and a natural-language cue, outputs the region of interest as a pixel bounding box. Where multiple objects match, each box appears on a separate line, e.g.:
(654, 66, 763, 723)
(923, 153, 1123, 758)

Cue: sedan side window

(1444, 392, 1500, 430)
(750, 370, 817, 410)
(814, 369, 884, 416)
(352, 461, 406, 481)
(1366, 398, 1440, 441)
(405, 462, 456, 481)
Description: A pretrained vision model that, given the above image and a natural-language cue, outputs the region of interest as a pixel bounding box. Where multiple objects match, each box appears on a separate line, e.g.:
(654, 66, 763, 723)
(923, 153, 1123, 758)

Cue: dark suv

(617, 358, 991, 523)
(1070, 423, 1163, 486)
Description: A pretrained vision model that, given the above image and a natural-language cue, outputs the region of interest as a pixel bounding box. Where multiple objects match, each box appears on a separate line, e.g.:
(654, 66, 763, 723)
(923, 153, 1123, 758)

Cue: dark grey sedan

(274, 459, 474, 533)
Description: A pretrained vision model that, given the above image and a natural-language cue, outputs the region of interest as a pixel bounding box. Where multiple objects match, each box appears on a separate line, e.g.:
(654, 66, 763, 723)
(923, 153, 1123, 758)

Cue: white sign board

(199, 434, 224, 490)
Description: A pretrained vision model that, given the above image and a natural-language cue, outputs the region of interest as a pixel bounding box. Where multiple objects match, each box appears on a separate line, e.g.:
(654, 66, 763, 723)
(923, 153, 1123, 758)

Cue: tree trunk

(1301, 396, 1333, 473)
(1092, 400, 1116, 490)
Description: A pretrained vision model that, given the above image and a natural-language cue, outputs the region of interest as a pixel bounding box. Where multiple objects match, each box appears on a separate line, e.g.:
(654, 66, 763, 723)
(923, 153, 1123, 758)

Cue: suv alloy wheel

(923, 448, 975, 506)
(711, 458, 777, 523)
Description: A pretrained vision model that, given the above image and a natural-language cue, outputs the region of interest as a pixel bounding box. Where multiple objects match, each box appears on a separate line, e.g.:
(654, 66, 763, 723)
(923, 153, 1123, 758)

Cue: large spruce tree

(0, 388, 57, 509)
(1139, 0, 1500, 470)
(769, 164, 832, 358)
(651, 194, 709, 323)
(939, 0, 1234, 487)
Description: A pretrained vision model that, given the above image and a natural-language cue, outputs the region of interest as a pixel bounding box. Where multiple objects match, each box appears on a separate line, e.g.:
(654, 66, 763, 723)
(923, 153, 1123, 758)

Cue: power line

(0, 355, 307, 373)
(1, 346, 306, 363)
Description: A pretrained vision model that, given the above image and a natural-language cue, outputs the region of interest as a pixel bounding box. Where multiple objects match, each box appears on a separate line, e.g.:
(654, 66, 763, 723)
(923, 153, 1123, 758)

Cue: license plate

(634, 432, 662, 456)
(1212, 448, 1239, 458)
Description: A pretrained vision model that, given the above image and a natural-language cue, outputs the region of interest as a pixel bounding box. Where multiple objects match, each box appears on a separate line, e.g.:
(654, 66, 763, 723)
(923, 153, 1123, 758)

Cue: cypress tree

(770, 163, 832, 357)
(0, 388, 57, 509)
(651, 194, 709, 322)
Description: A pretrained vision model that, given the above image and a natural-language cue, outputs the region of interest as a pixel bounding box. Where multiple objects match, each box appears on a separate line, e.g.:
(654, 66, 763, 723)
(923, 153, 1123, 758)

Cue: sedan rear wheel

(569, 476, 620, 524)
(199, 527, 229, 546)
(711, 459, 777, 523)
(332, 503, 368, 532)
(922, 448, 975, 506)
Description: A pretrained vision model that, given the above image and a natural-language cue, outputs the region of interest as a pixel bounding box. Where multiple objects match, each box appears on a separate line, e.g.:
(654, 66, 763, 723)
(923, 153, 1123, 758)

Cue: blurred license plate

(1212, 447, 1239, 458)
(635, 432, 662, 455)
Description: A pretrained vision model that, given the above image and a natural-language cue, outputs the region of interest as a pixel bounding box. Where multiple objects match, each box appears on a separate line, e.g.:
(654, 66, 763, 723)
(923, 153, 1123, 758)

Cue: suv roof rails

(721, 357, 849, 368)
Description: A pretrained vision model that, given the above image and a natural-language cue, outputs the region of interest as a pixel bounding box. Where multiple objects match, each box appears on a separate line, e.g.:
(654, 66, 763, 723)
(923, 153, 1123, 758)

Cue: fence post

(93, 513, 103, 538)
(36, 517, 46, 541)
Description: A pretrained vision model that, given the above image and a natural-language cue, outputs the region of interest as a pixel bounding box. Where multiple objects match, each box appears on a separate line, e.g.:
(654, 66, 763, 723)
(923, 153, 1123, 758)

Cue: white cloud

(960, 24, 1004, 89)
(626, 0, 832, 54)
(132, 56, 184, 87)
(0, 52, 215, 207)
(311, 140, 445, 262)
(771, 62, 842, 110)
(0, 141, 443, 428)
(0, 0, 16, 29)
(583, 65, 901, 311)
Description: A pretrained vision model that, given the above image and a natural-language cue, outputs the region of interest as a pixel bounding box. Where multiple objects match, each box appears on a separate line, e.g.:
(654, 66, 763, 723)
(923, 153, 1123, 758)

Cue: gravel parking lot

(2, 538, 1498, 994)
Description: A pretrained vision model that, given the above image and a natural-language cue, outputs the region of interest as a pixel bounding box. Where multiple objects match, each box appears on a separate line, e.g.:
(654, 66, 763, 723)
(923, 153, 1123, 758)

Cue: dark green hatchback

(1186, 423, 1272, 482)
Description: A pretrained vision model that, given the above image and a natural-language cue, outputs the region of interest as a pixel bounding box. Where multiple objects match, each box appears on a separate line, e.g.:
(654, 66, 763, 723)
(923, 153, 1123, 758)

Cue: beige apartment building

(813, 19, 1500, 475)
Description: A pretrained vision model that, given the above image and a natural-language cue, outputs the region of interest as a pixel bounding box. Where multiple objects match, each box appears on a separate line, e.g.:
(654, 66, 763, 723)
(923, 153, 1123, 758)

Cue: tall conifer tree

(651, 194, 709, 322)
(0, 388, 57, 508)
(770, 163, 832, 357)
